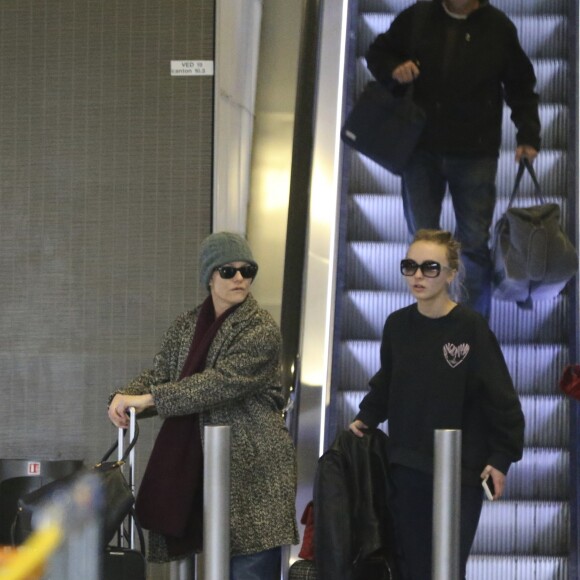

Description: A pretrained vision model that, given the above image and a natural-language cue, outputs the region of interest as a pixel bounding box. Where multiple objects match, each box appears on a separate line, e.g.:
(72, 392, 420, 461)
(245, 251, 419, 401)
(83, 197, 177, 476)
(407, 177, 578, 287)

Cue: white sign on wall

(171, 60, 214, 76)
(28, 461, 41, 475)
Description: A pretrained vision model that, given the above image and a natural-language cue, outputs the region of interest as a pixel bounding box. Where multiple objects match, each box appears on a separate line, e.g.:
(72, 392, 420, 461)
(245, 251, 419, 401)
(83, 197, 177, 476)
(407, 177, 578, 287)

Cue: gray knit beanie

(199, 232, 258, 288)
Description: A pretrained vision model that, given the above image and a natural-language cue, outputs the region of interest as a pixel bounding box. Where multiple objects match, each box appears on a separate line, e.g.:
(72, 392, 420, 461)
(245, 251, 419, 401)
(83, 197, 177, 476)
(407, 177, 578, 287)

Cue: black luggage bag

(103, 544, 146, 580)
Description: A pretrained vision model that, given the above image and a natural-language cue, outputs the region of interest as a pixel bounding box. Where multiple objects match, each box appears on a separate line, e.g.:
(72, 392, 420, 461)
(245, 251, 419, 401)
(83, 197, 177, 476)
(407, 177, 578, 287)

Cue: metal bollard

(204, 425, 231, 580)
(432, 429, 461, 580)
(170, 555, 196, 580)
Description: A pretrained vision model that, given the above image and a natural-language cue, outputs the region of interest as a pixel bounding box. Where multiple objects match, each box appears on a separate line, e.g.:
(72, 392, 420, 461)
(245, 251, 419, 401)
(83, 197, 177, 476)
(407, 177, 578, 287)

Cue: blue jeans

(402, 151, 498, 319)
(230, 546, 281, 580)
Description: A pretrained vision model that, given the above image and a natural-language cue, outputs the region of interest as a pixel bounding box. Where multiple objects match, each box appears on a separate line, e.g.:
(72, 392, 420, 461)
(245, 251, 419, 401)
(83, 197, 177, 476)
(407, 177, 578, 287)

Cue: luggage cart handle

(117, 407, 137, 463)
(117, 407, 137, 550)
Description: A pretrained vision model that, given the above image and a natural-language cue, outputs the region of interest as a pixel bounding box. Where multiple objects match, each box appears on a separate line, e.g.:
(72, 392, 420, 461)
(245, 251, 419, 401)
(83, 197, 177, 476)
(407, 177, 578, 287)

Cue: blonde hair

(412, 229, 461, 269)
(411, 229, 464, 300)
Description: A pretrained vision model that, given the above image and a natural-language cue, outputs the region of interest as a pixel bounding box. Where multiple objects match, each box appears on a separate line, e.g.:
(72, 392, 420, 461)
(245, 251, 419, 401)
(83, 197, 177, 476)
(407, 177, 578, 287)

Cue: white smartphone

(482, 475, 495, 501)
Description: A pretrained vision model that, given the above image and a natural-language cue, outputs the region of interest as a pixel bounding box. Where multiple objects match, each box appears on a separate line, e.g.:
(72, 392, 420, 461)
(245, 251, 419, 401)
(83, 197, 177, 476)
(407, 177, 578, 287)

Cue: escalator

(328, 0, 576, 576)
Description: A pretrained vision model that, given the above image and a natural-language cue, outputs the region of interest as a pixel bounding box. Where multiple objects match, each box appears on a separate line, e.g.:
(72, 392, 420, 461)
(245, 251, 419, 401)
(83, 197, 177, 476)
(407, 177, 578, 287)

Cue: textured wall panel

(0, 0, 213, 477)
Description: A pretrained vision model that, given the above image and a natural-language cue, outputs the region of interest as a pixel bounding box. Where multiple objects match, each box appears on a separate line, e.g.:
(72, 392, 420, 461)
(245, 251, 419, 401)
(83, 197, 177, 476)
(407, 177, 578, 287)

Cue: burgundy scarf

(135, 296, 240, 557)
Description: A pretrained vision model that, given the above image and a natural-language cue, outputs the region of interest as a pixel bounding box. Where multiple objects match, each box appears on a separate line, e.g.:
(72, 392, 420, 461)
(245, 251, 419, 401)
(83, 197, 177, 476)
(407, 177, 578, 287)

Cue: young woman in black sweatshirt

(350, 229, 524, 580)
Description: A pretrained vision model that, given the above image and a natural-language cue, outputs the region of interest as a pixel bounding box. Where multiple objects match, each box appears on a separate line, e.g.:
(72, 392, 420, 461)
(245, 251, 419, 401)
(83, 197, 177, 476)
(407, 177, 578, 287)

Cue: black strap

(507, 157, 545, 208)
(117, 507, 146, 556)
(111, 508, 147, 556)
(131, 507, 146, 556)
(100, 420, 140, 464)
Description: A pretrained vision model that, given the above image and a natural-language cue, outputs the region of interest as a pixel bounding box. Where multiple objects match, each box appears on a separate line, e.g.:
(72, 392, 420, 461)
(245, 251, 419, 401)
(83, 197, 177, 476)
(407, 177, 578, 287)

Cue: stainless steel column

(204, 425, 231, 580)
(432, 429, 461, 580)
(169, 556, 196, 580)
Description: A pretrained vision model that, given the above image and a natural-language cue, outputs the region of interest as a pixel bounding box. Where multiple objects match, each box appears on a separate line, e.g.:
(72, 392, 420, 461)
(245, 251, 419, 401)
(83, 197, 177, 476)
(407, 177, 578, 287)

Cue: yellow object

(0, 524, 62, 580)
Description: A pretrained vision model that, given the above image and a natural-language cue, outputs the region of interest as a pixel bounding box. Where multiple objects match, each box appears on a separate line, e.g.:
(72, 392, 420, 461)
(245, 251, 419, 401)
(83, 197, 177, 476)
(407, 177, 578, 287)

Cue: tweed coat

(116, 294, 299, 561)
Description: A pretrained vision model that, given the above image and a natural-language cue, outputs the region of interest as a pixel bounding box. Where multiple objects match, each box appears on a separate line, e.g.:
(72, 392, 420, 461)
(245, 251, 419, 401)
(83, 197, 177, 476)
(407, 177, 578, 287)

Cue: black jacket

(313, 429, 398, 580)
(366, 0, 541, 156)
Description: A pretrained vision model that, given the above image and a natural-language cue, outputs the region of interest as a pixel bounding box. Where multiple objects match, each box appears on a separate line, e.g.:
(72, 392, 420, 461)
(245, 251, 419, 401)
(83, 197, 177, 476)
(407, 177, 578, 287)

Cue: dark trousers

(389, 465, 484, 580)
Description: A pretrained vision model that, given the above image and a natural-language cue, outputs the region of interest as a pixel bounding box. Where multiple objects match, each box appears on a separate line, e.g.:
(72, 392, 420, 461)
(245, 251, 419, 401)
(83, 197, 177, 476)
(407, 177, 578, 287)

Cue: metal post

(432, 429, 461, 580)
(170, 555, 196, 580)
(204, 425, 231, 580)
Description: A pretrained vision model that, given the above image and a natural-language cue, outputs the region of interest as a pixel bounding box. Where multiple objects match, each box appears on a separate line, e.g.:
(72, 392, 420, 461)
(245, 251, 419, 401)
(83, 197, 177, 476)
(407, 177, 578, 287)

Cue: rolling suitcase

(103, 544, 146, 580)
(102, 407, 147, 580)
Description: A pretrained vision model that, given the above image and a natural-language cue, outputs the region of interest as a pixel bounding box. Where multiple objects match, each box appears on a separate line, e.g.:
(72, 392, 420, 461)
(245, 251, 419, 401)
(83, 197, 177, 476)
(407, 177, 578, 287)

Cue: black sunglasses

(214, 264, 258, 280)
(400, 259, 451, 278)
